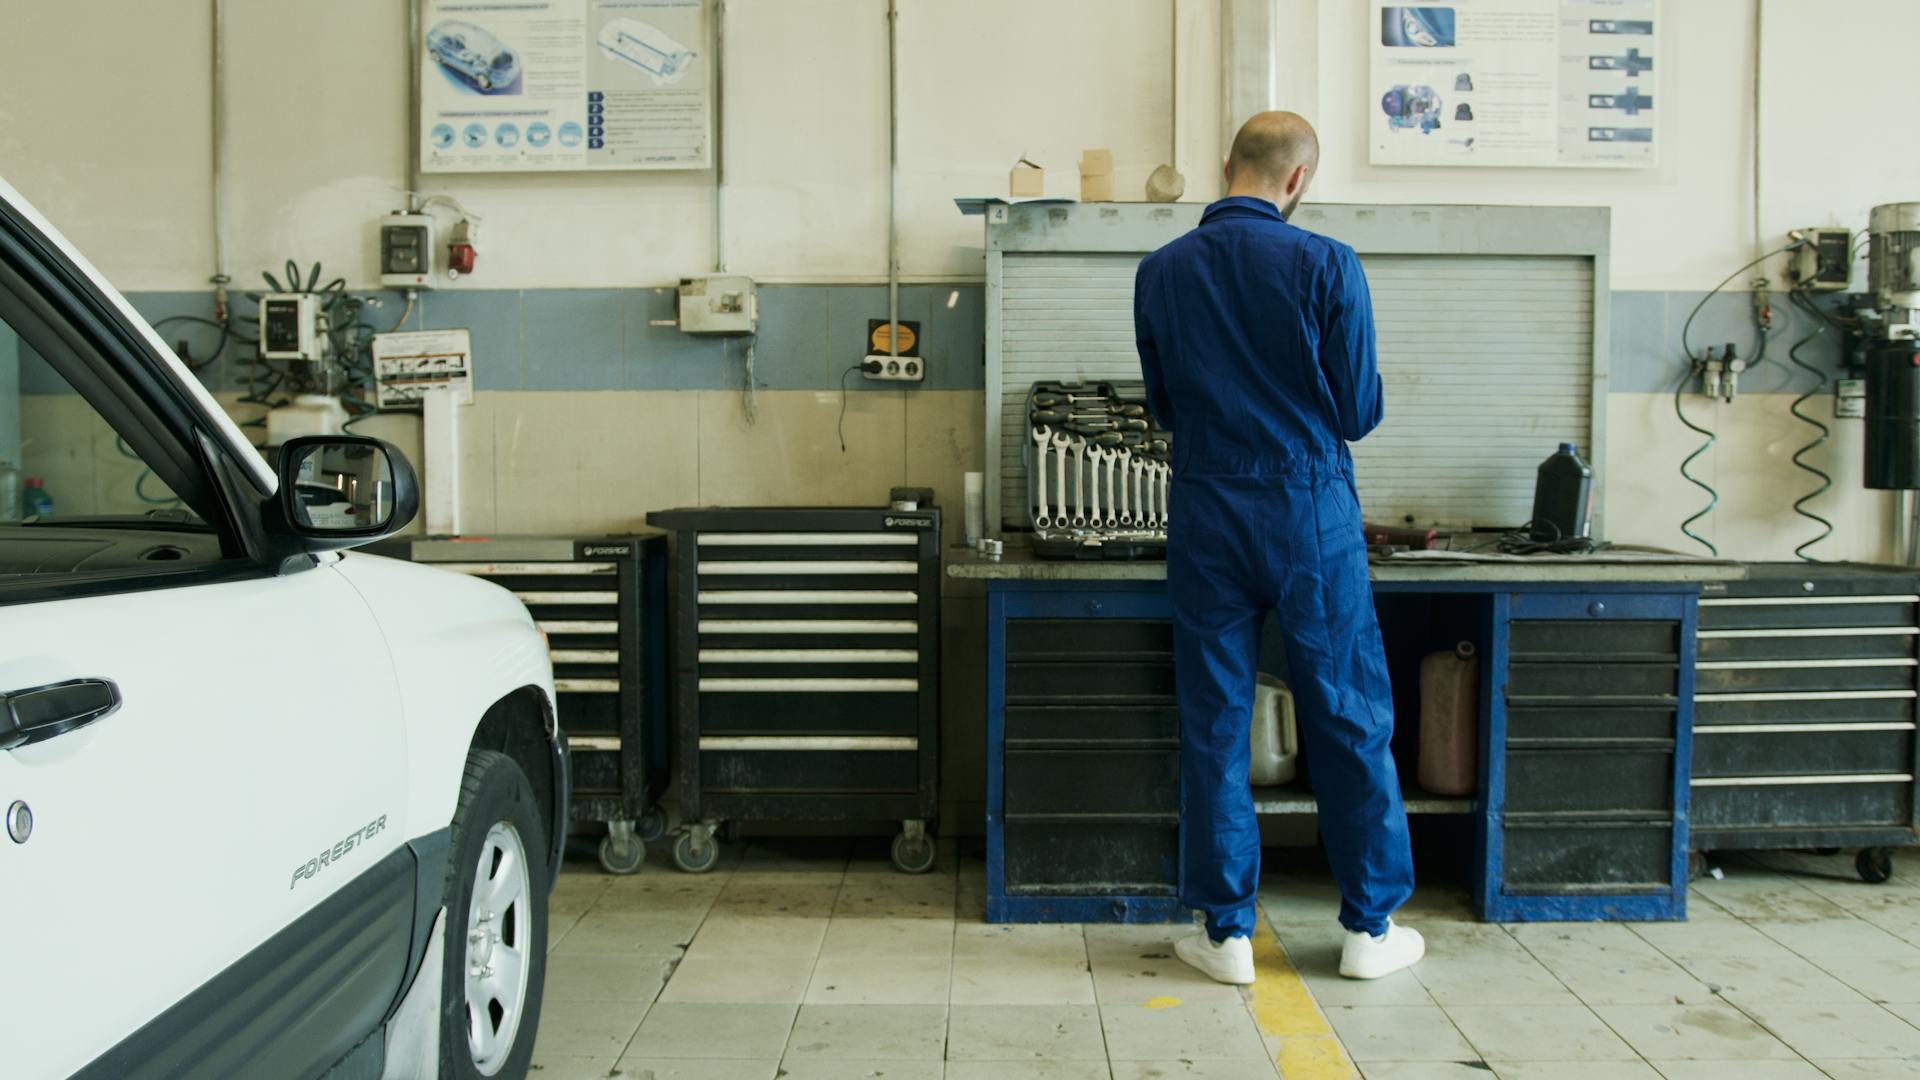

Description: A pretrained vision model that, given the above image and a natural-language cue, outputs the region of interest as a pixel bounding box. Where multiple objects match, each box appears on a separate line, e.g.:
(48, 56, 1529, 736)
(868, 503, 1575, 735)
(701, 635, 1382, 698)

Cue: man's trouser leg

(1168, 494, 1267, 942)
(1272, 478, 1414, 935)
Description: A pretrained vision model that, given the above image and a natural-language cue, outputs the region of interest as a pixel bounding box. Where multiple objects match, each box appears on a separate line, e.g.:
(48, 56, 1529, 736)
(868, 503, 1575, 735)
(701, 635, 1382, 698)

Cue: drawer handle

(1588, 601, 1607, 617)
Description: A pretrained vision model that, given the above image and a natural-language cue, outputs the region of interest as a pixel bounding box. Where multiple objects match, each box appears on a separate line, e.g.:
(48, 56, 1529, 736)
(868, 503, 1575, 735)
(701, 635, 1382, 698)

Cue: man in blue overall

(1135, 112, 1423, 984)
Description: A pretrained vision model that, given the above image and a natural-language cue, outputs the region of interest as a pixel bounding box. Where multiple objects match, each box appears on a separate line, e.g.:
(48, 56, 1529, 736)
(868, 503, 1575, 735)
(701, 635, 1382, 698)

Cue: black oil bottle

(1530, 442, 1594, 542)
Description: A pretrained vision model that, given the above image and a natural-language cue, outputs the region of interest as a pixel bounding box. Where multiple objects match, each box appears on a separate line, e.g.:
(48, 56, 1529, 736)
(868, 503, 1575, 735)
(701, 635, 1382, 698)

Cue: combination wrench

(1051, 431, 1071, 531)
(1030, 425, 1052, 530)
(1116, 448, 1133, 526)
(1156, 462, 1171, 527)
(1087, 444, 1105, 527)
(1102, 446, 1119, 529)
(1069, 435, 1088, 528)
(1131, 456, 1148, 530)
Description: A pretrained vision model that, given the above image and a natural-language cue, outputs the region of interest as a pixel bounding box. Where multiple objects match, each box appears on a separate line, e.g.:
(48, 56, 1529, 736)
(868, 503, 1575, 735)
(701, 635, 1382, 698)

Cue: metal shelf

(1252, 781, 1474, 816)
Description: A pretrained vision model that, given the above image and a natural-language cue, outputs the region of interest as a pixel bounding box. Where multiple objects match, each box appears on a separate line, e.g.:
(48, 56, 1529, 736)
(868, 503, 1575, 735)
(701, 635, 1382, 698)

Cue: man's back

(1134, 197, 1383, 481)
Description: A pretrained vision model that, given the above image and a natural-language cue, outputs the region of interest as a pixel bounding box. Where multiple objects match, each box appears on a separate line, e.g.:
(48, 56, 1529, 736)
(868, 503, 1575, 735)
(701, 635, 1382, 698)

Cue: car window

(1, 311, 230, 582)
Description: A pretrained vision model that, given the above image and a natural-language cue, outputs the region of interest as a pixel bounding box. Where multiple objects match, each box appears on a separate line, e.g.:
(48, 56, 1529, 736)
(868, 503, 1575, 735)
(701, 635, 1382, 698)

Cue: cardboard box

(1009, 157, 1045, 198)
(1079, 149, 1114, 202)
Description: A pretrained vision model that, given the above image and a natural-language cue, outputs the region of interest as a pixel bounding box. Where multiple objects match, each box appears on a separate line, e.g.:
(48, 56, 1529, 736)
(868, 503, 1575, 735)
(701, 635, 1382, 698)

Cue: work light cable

(1785, 288, 1835, 561)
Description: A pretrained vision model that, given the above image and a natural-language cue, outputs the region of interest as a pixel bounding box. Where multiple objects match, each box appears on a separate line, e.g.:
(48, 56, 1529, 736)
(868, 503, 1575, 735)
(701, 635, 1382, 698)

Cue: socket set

(1023, 381, 1172, 560)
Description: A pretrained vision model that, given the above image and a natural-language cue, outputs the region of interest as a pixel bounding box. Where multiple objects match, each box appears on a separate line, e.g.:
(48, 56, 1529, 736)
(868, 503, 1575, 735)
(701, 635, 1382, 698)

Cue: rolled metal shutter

(994, 251, 1595, 531)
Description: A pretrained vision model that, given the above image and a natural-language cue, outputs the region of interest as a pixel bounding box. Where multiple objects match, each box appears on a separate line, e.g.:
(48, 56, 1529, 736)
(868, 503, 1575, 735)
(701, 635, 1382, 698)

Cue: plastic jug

(1529, 442, 1593, 542)
(1418, 642, 1479, 796)
(1251, 673, 1299, 786)
(21, 476, 52, 520)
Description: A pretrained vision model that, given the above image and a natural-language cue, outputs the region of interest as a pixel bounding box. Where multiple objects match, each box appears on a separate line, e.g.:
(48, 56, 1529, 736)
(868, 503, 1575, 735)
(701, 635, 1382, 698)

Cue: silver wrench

(1051, 431, 1070, 532)
(1030, 425, 1052, 530)
(1087, 445, 1105, 528)
(1131, 456, 1148, 530)
(1140, 462, 1156, 530)
(1157, 462, 1171, 528)
(1102, 446, 1119, 529)
(1069, 436, 1088, 528)
(1116, 448, 1133, 526)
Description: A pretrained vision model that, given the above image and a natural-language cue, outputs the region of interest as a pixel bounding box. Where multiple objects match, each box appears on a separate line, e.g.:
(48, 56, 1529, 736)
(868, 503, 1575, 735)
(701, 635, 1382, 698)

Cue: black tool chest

(1483, 592, 1692, 921)
(1692, 564, 1919, 882)
(368, 535, 668, 874)
(996, 608, 1182, 918)
(646, 505, 942, 874)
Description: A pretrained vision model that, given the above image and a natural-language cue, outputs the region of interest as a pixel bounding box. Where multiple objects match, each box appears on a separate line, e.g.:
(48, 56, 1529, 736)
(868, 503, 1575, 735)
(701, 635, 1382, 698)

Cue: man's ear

(1222, 159, 1233, 186)
(1286, 163, 1310, 198)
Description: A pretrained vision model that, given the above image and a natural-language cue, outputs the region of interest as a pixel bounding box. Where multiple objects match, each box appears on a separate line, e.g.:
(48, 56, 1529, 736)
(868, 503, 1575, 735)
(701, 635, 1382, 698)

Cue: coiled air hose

(1784, 290, 1834, 560)
(1673, 365, 1719, 556)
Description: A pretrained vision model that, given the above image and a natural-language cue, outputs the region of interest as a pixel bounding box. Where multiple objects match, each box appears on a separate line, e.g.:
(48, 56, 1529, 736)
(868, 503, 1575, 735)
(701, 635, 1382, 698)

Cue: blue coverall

(1134, 196, 1414, 941)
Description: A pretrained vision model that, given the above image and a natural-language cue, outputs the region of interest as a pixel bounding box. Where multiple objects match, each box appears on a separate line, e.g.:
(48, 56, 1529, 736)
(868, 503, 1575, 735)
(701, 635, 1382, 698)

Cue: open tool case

(1023, 381, 1172, 560)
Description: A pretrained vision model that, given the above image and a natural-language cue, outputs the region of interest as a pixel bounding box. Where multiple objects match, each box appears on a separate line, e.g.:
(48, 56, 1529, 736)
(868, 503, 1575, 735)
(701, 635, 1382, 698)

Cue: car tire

(439, 749, 549, 1080)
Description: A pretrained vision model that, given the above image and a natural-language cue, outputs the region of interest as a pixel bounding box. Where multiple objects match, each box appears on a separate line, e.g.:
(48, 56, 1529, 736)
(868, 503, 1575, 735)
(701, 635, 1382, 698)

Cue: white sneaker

(1174, 931, 1256, 985)
(1339, 919, 1425, 980)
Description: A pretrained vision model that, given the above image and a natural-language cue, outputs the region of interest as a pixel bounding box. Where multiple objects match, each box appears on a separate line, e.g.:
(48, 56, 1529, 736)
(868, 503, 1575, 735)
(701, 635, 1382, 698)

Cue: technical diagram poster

(1370, 1, 1658, 168)
(419, 0, 710, 172)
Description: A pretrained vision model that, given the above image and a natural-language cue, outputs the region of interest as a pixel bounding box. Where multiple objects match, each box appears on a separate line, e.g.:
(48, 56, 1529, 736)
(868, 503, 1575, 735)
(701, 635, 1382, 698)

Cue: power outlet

(862, 354, 924, 382)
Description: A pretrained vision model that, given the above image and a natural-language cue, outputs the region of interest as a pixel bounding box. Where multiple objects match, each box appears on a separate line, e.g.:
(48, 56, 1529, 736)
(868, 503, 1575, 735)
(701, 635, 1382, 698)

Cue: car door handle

(1, 678, 122, 750)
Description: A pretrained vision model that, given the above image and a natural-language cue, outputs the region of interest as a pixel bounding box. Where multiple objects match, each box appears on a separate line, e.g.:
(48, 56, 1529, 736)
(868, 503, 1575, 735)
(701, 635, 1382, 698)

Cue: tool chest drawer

(1479, 589, 1694, 921)
(649, 504, 943, 874)
(1690, 566, 1920, 857)
(369, 534, 669, 874)
(988, 585, 1186, 922)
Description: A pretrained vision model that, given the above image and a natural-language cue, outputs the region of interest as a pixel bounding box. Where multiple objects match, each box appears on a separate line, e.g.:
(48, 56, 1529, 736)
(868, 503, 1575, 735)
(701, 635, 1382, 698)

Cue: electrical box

(380, 213, 435, 289)
(258, 294, 325, 362)
(676, 275, 757, 335)
(371, 329, 474, 407)
(1790, 227, 1853, 292)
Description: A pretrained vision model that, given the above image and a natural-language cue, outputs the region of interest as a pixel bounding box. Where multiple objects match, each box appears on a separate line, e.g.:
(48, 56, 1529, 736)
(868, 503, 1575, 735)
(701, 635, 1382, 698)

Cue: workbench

(952, 546, 1747, 924)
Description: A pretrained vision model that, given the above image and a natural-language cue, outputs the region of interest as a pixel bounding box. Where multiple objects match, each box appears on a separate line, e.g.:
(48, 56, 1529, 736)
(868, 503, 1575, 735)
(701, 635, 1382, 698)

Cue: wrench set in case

(1023, 381, 1172, 560)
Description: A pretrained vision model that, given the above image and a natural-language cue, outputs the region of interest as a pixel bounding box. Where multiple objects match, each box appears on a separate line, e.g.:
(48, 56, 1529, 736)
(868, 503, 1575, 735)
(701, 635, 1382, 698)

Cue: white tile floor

(532, 843, 1920, 1079)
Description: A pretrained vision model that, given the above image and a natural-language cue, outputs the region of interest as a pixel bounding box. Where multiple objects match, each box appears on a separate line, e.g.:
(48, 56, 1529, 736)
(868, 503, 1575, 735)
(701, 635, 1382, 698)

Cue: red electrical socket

(448, 218, 479, 278)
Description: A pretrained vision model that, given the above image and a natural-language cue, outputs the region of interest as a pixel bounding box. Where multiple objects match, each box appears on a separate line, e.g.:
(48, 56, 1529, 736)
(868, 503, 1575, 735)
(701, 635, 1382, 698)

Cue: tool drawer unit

(370, 535, 668, 875)
(646, 506, 942, 874)
(1691, 565, 1919, 882)
(986, 585, 1184, 922)
(1480, 590, 1696, 921)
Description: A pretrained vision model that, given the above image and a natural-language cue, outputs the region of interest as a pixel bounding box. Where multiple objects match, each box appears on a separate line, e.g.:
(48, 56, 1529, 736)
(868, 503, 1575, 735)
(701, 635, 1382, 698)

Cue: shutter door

(995, 251, 1595, 531)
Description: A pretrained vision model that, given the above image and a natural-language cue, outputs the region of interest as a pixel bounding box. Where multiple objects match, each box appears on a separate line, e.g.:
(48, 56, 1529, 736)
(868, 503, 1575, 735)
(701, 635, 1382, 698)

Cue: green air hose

(1673, 365, 1718, 556)
(1785, 291, 1834, 561)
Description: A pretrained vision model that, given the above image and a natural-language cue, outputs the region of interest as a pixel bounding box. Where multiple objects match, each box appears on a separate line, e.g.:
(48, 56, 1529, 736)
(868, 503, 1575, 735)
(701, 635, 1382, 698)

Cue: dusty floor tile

(820, 915, 956, 958)
(960, 1061, 1115, 1080)
(1444, 1004, 1638, 1061)
(529, 999, 648, 1060)
(1746, 919, 1916, 960)
(630, 1002, 798, 1059)
(1100, 1001, 1285, 1061)
(1487, 1064, 1663, 1080)
(1407, 951, 1579, 1007)
(1649, 1062, 1828, 1080)
(551, 910, 704, 955)
(1816, 948, 1920, 1003)
(657, 951, 816, 1003)
(681, 914, 829, 958)
(772, 1060, 944, 1080)
(804, 953, 951, 1005)
(611, 1059, 780, 1080)
(523, 1053, 624, 1079)
(946, 1003, 1108, 1061)
(1811, 1061, 1920, 1079)
(782, 1003, 949, 1060)
(1629, 919, 1799, 963)
(1507, 924, 1714, 1005)
(1086, 931, 1249, 1005)
(543, 951, 677, 1003)
(1112, 1060, 1285, 1079)
(953, 921, 1088, 960)
(1589, 1003, 1795, 1061)
(710, 883, 841, 919)
(1323, 1005, 1477, 1063)
(1734, 1002, 1920, 1059)
(1675, 952, 1866, 1004)
(950, 950, 1096, 1005)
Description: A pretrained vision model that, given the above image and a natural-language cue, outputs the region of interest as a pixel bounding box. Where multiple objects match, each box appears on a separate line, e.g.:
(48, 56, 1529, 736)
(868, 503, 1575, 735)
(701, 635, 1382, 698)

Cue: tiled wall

(10, 283, 1867, 833)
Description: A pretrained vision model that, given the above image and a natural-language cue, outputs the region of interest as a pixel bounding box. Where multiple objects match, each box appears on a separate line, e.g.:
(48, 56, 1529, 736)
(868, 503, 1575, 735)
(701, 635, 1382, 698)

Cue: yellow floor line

(1247, 914, 1361, 1080)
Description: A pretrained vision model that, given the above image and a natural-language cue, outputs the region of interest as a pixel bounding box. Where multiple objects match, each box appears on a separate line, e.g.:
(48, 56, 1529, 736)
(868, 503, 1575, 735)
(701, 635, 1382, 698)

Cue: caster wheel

(1687, 851, 1708, 882)
(672, 830, 720, 874)
(597, 835, 645, 875)
(890, 831, 937, 874)
(637, 806, 669, 844)
(1857, 847, 1895, 885)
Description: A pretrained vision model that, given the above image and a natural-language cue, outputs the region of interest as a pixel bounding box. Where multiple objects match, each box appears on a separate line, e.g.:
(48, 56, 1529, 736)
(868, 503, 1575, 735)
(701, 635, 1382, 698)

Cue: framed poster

(418, 0, 712, 173)
(1370, 1, 1658, 168)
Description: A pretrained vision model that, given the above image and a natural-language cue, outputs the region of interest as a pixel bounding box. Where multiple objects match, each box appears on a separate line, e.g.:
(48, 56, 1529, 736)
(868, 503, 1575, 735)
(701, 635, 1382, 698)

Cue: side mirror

(275, 435, 420, 549)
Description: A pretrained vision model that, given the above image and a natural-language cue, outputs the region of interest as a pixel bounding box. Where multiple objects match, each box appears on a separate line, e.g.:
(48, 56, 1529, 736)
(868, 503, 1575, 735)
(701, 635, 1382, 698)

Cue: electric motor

(1864, 203, 1920, 489)
(1869, 202, 1920, 328)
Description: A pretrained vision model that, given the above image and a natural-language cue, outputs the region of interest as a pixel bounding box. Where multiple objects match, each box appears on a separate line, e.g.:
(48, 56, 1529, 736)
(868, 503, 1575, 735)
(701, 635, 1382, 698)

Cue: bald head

(1225, 111, 1319, 214)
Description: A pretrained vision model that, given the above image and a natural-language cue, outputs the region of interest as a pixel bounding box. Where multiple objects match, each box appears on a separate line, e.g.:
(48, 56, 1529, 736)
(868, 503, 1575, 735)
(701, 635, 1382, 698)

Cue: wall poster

(419, 0, 711, 173)
(1370, 1, 1658, 168)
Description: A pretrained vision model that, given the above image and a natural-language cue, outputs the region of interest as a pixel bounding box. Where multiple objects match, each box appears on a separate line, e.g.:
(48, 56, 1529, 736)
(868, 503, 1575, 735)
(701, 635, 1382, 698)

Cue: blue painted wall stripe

(18, 285, 1843, 397)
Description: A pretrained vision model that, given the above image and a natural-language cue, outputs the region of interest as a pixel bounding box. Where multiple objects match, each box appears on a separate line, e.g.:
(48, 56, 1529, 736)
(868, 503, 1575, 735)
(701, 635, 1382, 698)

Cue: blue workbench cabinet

(1477, 591, 1696, 922)
(986, 584, 1188, 923)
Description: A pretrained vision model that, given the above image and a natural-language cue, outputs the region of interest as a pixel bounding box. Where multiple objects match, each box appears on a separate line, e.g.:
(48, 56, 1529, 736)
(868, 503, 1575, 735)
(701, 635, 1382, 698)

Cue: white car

(0, 177, 566, 1079)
